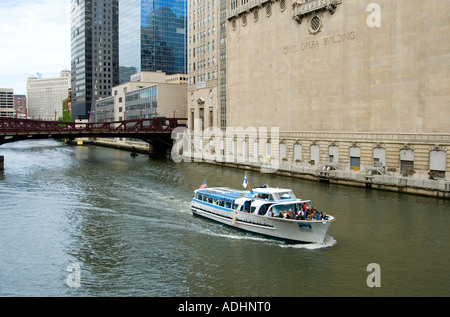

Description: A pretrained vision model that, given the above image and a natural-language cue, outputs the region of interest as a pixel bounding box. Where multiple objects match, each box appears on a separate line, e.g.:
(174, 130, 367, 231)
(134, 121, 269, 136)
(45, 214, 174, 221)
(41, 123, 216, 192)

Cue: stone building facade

(187, 0, 222, 132)
(179, 0, 450, 197)
(218, 0, 450, 188)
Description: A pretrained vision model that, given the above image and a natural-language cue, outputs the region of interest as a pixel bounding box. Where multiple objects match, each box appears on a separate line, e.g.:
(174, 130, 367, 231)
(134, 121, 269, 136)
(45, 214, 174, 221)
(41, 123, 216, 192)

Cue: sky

(0, 0, 71, 95)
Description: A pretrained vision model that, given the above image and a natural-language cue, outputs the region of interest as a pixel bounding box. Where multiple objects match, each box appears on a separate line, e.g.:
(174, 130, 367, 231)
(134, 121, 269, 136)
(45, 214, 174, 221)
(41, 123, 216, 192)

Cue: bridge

(0, 117, 187, 153)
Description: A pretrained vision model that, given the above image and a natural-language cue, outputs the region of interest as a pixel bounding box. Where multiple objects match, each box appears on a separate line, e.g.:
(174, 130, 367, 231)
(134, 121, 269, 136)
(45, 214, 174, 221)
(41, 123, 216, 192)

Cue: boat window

(197, 194, 203, 200)
(260, 193, 269, 200)
(270, 204, 296, 217)
(244, 200, 251, 212)
(219, 200, 225, 207)
(258, 204, 272, 215)
(279, 191, 296, 199)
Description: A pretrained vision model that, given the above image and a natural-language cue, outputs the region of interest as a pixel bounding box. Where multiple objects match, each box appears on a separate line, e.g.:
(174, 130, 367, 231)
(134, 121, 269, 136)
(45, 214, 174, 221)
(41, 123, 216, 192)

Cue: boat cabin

(194, 186, 312, 218)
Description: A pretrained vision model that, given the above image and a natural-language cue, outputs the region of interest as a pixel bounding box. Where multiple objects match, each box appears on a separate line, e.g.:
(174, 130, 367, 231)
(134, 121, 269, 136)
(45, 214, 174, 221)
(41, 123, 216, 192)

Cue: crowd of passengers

(267, 205, 330, 221)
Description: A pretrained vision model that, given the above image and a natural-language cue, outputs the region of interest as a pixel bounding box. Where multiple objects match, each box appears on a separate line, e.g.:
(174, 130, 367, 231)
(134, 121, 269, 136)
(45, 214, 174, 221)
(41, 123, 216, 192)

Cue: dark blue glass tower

(119, 0, 187, 83)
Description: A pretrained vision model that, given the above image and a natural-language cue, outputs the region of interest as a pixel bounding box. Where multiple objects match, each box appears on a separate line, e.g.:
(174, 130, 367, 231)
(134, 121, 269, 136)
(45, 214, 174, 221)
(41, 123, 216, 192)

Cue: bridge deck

(0, 117, 187, 146)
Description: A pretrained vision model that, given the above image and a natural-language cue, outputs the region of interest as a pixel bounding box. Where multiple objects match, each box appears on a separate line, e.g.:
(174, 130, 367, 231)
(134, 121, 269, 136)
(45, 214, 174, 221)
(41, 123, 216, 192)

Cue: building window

(329, 145, 339, 164)
(242, 14, 247, 26)
(350, 146, 361, 171)
(294, 143, 303, 162)
(252, 141, 259, 163)
(280, 143, 287, 161)
(310, 15, 322, 33)
(429, 150, 446, 179)
(310, 145, 319, 166)
(400, 148, 414, 176)
(266, 140, 272, 158)
(242, 140, 248, 162)
(373, 147, 386, 167)
(266, 4, 272, 17)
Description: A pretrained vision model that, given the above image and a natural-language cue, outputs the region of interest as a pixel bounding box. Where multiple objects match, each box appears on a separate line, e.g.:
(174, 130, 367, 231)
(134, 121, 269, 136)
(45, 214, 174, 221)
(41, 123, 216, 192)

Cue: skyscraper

(71, 0, 119, 120)
(119, 0, 187, 83)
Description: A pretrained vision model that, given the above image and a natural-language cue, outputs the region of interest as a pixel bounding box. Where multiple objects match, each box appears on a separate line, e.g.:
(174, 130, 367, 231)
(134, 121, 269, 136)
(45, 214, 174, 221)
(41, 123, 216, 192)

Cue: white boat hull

(191, 200, 333, 243)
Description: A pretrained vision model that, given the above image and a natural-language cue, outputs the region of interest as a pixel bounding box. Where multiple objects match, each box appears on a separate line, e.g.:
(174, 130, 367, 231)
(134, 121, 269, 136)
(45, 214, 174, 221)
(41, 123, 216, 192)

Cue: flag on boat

(199, 179, 207, 189)
(243, 174, 248, 188)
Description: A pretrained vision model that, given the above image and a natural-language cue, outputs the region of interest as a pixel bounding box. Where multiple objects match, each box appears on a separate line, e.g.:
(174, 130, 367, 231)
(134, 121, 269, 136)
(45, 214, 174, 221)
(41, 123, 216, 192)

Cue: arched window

(373, 147, 386, 167)
(430, 150, 446, 178)
(294, 143, 303, 162)
(350, 146, 361, 171)
(400, 148, 414, 175)
(329, 145, 339, 164)
(280, 143, 287, 161)
(310, 144, 319, 166)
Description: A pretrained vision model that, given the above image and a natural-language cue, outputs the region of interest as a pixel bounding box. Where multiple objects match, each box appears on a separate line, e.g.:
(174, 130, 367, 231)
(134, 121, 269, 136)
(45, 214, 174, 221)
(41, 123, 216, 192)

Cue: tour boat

(191, 176, 335, 243)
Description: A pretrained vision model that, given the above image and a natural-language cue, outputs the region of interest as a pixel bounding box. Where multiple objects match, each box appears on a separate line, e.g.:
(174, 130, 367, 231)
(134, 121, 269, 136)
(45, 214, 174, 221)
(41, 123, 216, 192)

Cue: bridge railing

(0, 117, 187, 134)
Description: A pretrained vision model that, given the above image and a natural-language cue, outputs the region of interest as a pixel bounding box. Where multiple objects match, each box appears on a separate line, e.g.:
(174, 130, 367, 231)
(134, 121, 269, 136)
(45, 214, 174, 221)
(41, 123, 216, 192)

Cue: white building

(0, 88, 14, 117)
(27, 70, 71, 120)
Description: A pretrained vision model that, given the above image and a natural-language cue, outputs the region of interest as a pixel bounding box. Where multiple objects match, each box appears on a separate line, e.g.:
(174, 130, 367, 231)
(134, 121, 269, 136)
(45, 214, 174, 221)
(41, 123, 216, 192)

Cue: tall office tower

(187, 0, 222, 132)
(119, 0, 188, 84)
(71, 0, 119, 121)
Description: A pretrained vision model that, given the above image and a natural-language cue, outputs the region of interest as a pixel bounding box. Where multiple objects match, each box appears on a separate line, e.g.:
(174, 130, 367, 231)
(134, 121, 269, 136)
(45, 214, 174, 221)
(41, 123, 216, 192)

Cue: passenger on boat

(311, 207, 318, 220)
(299, 209, 306, 220)
(288, 209, 295, 219)
(267, 210, 273, 217)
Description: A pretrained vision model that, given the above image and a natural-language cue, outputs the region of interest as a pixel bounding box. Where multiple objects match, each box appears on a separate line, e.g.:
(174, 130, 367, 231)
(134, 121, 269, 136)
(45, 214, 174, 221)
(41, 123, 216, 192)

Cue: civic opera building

(191, 0, 450, 196)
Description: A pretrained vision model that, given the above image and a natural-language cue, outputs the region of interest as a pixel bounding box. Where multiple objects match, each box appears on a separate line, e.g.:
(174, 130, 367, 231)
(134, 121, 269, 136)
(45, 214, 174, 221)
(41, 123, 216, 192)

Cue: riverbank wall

(203, 160, 450, 199)
(79, 137, 450, 199)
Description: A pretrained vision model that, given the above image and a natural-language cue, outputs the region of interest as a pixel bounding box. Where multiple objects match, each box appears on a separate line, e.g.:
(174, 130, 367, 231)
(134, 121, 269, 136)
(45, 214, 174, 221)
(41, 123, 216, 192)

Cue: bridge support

(141, 136, 173, 159)
(0, 156, 4, 170)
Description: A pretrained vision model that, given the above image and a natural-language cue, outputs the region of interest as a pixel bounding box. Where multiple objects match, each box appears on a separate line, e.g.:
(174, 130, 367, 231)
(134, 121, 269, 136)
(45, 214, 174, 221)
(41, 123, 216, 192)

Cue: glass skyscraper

(71, 0, 119, 120)
(119, 0, 187, 83)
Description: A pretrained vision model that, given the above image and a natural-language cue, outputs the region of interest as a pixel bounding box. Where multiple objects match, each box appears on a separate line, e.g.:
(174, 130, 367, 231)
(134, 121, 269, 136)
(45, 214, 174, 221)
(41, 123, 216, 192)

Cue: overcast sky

(0, 0, 71, 95)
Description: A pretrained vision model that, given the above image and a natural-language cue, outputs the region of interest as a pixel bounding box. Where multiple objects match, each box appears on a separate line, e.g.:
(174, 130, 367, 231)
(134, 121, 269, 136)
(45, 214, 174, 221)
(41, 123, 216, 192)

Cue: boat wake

(279, 235, 337, 250)
(198, 225, 336, 249)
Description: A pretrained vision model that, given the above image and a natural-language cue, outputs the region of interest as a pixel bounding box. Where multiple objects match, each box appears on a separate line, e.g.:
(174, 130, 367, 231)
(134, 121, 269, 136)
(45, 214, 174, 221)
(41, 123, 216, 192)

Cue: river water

(0, 140, 448, 297)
